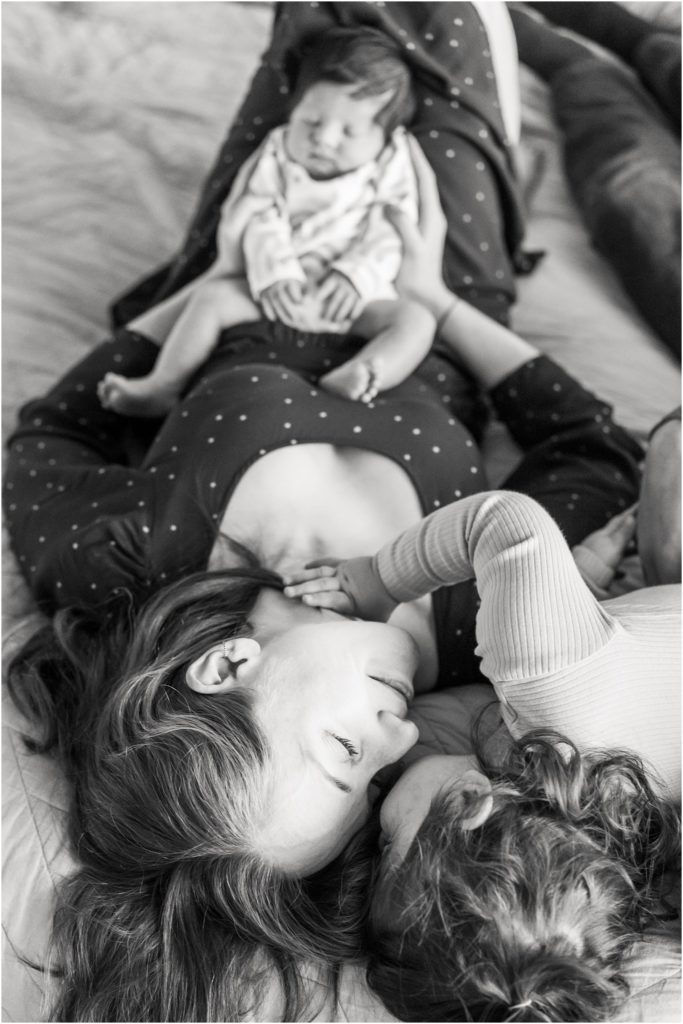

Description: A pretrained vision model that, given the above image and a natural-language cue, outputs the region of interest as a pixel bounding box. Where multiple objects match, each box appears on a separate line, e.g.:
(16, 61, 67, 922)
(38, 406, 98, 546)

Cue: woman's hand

(386, 137, 452, 320)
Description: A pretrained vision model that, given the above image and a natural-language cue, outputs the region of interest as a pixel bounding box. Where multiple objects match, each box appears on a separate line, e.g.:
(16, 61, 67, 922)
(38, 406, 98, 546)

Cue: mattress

(2, 3, 680, 1021)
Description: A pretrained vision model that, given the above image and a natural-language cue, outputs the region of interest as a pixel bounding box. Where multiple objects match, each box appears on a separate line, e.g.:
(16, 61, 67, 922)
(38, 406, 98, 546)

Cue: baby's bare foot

(319, 360, 375, 402)
(97, 372, 178, 417)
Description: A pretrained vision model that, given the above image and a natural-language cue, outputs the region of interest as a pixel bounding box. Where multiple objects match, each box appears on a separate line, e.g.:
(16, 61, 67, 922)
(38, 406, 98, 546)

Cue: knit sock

(526, 2, 658, 62)
(509, 7, 594, 81)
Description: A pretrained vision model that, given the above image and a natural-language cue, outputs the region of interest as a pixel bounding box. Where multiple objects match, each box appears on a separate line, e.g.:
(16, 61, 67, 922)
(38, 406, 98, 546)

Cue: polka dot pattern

(5, 326, 501, 612)
(111, 3, 522, 333)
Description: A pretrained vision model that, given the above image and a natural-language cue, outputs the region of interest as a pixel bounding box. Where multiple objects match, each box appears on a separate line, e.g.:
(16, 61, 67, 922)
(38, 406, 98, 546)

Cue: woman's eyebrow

(318, 763, 352, 794)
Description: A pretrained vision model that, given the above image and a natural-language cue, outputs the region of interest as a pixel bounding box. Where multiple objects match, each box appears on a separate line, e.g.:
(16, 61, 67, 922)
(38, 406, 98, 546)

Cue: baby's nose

(314, 121, 343, 149)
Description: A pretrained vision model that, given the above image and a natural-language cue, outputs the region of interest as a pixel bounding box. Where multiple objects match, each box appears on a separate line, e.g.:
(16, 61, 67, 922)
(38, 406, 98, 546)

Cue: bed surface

(2, 3, 680, 1021)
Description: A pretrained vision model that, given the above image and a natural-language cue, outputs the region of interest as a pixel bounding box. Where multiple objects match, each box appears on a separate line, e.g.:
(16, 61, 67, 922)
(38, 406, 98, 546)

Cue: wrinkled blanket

(2, 3, 680, 1021)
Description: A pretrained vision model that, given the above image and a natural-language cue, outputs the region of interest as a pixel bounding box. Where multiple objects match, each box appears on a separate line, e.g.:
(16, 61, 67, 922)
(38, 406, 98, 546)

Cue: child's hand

(260, 279, 305, 323)
(316, 270, 361, 324)
(282, 561, 356, 615)
(283, 555, 398, 622)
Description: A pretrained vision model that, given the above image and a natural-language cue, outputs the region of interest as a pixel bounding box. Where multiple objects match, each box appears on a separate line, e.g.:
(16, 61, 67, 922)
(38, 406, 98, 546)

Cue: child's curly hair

(367, 730, 679, 1022)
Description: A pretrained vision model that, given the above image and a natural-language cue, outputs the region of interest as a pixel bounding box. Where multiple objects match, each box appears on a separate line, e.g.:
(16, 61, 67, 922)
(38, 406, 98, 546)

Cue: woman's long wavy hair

(367, 730, 680, 1023)
(8, 566, 378, 1022)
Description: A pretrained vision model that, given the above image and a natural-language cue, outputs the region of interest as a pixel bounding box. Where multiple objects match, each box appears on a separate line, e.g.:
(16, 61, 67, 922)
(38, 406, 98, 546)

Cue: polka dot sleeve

(4, 331, 158, 609)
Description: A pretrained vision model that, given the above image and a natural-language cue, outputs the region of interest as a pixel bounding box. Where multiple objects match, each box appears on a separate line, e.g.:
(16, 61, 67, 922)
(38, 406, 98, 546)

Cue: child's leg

(98, 278, 259, 416)
(318, 299, 435, 403)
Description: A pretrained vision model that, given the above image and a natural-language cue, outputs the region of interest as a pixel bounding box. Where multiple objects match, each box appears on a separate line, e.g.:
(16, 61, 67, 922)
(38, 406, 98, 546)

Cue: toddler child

(98, 27, 435, 416)
(281, 489, 680, 1021)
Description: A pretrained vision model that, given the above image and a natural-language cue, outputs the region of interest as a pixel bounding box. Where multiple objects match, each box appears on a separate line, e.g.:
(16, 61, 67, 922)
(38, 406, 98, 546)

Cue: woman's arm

(387, 138, 537, 389)
(389, 138, 643, 547)
(4, 331, 157, 608)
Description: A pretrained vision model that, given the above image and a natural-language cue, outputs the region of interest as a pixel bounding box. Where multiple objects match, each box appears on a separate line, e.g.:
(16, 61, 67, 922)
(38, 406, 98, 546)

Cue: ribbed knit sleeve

(373, 491, 617, 683)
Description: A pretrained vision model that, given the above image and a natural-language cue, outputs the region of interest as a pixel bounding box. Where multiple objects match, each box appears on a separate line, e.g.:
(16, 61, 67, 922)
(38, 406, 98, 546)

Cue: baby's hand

(579, 504, 638, 573)
(283, 555, 398, 621)
(260, 279, 305, 324)
(282, 561, 355, 615)
(316, 270, 361, 324)
(299, 252, 327, 286)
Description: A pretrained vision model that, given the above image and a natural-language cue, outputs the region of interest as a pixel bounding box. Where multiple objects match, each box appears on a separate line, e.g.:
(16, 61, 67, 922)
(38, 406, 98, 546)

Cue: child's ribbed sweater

(363, 491, 680, 798)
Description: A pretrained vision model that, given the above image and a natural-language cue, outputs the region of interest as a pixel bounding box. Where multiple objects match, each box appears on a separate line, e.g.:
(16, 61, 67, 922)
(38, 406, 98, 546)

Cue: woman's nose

(374, 709, 419, 764)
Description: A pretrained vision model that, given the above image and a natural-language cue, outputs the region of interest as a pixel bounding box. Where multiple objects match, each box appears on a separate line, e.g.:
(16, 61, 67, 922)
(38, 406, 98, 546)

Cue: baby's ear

(185, 637, 261, 694)
(452, 769, 493, 831)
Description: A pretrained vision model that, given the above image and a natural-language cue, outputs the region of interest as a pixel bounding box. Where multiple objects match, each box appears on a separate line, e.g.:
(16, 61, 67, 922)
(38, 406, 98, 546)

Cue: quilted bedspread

(2, 3, 680, 1021)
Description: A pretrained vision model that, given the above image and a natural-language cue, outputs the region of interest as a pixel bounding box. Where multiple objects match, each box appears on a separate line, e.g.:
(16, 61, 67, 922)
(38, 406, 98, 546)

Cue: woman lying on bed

(4, 185, 654, 1022)
(3, 3, 672, 1021)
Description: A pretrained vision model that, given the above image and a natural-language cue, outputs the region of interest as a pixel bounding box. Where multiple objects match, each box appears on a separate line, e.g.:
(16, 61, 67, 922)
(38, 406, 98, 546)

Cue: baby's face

(286, 81, 389, 179)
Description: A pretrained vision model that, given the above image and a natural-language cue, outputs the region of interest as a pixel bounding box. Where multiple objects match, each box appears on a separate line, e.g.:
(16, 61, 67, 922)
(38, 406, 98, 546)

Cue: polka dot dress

(112, 2, 524, 332)
(4, 329, 641, 687)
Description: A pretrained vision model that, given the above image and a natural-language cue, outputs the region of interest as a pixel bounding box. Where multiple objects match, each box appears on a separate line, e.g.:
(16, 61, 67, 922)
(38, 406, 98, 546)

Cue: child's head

(367, 733, 679, 1022)
(284, 27, 416, 180)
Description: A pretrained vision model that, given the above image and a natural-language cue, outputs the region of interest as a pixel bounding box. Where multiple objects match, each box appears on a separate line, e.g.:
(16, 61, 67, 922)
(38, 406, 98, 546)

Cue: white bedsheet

(2, 3, 680, 1021)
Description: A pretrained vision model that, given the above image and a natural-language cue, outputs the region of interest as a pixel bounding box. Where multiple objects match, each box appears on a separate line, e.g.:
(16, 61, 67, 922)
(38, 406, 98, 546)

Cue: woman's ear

(453, 769, 493, 831)
(185, 637, 261, 694)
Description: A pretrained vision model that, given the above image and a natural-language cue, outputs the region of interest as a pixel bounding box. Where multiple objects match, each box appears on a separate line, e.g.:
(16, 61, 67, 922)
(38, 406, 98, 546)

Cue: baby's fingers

(283, 564, 339, 586)
(283, 575, 341, 600)
(604, 503, 638, 535)
(299, 591, 355, 614)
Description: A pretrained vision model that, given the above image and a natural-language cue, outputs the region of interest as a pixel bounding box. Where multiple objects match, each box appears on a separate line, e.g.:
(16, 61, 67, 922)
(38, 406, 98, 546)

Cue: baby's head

(284, 27, 416, 179)
(367, 735, 679, 1022)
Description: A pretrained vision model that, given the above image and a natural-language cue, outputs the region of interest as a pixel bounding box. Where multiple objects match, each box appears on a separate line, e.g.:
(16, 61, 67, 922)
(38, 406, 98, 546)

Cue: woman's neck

(215, 443, 424, 575)
(212, 443, 439, 691)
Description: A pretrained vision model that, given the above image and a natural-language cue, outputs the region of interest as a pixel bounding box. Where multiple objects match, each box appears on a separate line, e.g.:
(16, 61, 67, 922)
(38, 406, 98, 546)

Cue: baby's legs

(99, 278, 259, 416)
(319, 299, 435, 402)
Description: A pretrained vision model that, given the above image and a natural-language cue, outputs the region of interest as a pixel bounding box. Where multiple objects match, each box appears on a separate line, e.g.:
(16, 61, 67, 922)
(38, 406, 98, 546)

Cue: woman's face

(379, 755, 482, 865)
(242, 590, 420, 874)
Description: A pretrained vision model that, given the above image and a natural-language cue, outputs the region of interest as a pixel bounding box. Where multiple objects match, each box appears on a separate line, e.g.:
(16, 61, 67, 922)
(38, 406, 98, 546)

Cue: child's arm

(329, 133, 418, 305)
(216, 129, 306, 301)
(283, 490, 617, 685)
(240, 144, 306, 300)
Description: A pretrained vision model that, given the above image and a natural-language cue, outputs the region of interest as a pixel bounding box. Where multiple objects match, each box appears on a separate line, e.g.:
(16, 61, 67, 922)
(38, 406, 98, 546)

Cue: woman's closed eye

(329, 733, 360, 761)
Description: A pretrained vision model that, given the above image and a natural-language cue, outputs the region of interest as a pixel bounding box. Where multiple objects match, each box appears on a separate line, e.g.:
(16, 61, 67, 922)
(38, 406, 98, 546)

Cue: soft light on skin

(285, 81, 391, 179)
(189, 588, 421, 875)
(379, 754, 493, 866)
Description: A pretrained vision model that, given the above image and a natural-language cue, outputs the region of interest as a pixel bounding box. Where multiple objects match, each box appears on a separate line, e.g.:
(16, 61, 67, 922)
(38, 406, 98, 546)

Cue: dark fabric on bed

(552, 56, 681, 359)
(111, 1, 525, 330)
(5, 333, 642, 689)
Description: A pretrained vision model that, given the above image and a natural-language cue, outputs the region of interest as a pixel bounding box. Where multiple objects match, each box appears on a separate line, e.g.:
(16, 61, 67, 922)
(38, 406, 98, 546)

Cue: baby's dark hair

(367, 731, 680, 1022)
(284, 26, 416, 135)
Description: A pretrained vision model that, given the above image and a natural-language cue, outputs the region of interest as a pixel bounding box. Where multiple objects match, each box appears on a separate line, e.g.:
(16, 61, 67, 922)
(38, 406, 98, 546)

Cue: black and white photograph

(3, 2, 680, 1021)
